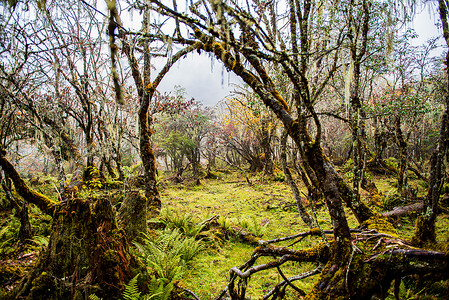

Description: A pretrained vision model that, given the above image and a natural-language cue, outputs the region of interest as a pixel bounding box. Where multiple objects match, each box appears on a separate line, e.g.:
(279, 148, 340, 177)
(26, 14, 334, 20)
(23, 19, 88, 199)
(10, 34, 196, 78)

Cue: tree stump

(13, 197, 138, 300)
(118, 190, 148, 243)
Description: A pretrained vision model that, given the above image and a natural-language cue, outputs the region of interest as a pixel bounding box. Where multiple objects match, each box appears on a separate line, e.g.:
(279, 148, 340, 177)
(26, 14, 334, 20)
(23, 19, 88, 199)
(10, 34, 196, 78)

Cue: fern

(149, 255, 182, 282)
(217, 215, 232, 231)
(136, 228, 203, 267)
(122, 274, 141, 300)
(133, 228, 203, 298)
(30, 235, 49, 247)
(143, 276, 173, 300)
(88, 294, 103, 300)
(160, 208, 204, 238)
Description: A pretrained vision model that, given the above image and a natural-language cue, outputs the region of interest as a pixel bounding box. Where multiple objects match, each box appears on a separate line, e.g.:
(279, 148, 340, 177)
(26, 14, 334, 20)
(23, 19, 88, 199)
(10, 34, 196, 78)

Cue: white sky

(116, 2, 444, 109)
(409, 3, 442, 46)
(153, 52, 243, 108)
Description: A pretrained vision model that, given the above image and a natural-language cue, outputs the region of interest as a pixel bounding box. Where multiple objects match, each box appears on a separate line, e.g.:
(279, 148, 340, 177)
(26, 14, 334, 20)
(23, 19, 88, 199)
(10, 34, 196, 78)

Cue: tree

(223, 89, 279, 175)
(145, 0, 449, 298)
(108, 0, 202, 213)
(412, 0, 449, 246)
(154, 93, 211, 181)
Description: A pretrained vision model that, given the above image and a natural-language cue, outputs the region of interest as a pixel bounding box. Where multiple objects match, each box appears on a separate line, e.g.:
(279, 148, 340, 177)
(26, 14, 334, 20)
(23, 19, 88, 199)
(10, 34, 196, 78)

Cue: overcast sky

(153, 52, 242, 108)
(149, 4, 442, 109)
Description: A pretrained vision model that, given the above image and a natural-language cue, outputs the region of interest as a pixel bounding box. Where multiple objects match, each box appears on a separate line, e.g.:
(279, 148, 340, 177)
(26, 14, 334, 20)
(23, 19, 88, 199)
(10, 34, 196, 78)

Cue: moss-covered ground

(157, 170, 449, 299)
(0, 169, 448, 299)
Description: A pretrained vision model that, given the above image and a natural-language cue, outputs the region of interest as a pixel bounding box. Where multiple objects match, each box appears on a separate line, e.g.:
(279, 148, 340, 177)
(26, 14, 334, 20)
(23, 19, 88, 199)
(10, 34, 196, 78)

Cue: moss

(412, 215, 436, 246)
(310, 227, 322, 235)
(441, 183, 449, 194)
(0, 262, 24, 284)
(29, 271, 58, 299)
(305, 241, 351, 300)
(0, 153, 57, 215)
(368, 193, 383, 208)
(12, 197, 137, 299)
(105, 180, 123, 189)
(362, 215, 398, 236)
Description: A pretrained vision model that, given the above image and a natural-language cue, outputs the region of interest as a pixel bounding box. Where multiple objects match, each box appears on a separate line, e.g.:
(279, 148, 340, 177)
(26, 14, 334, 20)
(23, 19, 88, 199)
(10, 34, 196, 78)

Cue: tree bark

(280, 130, 316, 229)
(0, 149, 57, 216)
(413, 0, 449, 246)
(395, 117, 408, 197)
(12, 197, 138, 300)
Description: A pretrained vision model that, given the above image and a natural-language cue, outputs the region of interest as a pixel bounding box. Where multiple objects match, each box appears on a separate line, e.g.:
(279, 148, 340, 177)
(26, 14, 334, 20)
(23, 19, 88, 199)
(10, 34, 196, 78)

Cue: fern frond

(30, 235, 49, 247)
(144, 276, 173, 300)
(122, 274, 141, 300)
(88, 294, 103, 300)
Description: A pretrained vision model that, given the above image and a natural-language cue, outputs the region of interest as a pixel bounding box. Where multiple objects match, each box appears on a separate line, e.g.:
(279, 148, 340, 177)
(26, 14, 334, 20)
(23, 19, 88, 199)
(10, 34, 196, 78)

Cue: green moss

(362, 215, 398, 236)
(384, 157, 398, 169)
(0, 262, 24, 283)
(29, 271, 57, 298)
(412, 215, 436, 246)
(441, 183, 449, 194)
(105, 180, 123, 189)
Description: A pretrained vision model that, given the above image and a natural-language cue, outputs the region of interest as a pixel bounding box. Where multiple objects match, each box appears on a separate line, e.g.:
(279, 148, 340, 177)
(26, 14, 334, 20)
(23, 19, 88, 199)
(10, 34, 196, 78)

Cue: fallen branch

(178, 286, 201, 300)
(262, 267, 322, 300)
(276, 266, 306, 296)
(382, 203, 425, 218)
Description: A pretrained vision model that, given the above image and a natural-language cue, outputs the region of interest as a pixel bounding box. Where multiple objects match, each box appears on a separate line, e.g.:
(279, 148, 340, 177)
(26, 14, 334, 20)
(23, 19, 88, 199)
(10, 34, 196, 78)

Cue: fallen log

(382, 203, 425, 218)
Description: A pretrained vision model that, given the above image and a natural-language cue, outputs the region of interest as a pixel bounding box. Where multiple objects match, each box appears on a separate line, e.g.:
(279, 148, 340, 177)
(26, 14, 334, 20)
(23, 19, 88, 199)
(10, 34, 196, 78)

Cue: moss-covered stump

(305, 236, 449, 300)
(12, 197, 139, 300)
(117, 191, 147, 243)
(412, 215, 436, 246)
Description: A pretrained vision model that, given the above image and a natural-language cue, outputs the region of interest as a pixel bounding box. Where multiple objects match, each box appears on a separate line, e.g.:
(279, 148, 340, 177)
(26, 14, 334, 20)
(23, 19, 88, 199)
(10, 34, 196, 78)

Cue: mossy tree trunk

(118, 191, 148, 243)
(113, 2, 199, 215)
(13, 197, 137, 300)
(1, 175, 33, 244)
(413, 0, 449, 246)
(0, 151, 140, 299)
(261, 118, 274, 176)
(0, 149, 57, 215)
(347, 0, 370, 213)
(395, 117, 408, 198)
(280, 130, 316, 229)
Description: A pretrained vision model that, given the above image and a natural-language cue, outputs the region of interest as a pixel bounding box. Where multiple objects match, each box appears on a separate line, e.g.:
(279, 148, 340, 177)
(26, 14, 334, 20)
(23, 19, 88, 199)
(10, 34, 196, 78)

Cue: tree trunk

(16, 200, 32, 244)
(412, 0, 449, 246)
(13, 197, 138, 300)
(280, 130, 316, 228)
(261, 119, 274, 176)
(113, 155, 125, 182)
(0, 149, 57, 215)
(1, 175, 33, 244)
(118, 190, 148, 243)
(395, 117, 408, 197)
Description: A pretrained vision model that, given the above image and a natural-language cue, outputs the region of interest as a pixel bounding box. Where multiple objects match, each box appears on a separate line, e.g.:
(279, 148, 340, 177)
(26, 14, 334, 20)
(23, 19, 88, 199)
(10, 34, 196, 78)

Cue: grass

(1, 169, 448, 299)
(159, 172, 360, 298)
(158, 170, 449, 299)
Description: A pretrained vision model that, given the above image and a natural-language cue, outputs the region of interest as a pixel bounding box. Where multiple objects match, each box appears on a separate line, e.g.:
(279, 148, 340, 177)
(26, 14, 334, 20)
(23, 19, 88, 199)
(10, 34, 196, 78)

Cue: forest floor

(0, 168, 449, 299)
(158, 169, 449, 299)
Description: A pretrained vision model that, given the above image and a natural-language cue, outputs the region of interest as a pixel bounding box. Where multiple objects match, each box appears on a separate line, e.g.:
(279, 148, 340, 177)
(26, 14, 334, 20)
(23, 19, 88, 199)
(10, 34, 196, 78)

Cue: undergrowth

(1, 170, 448, 299)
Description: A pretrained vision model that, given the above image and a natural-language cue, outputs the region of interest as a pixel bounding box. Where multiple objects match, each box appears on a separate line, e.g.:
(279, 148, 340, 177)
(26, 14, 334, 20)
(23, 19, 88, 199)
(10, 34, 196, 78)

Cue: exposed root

(215, 227, 449, 299)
